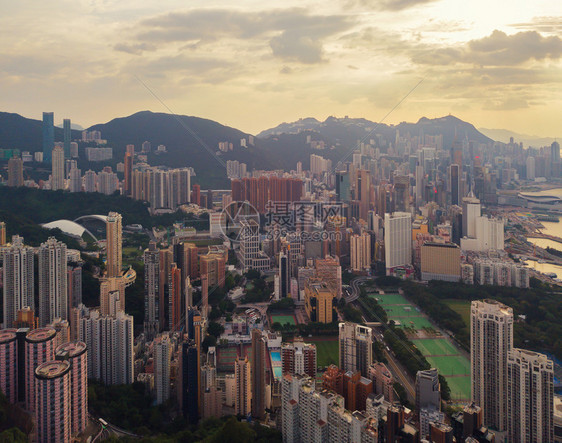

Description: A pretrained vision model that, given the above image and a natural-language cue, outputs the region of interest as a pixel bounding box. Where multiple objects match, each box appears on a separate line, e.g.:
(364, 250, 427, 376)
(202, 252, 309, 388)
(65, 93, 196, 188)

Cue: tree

(207, 417, 256, 443)
(207, 322, 224, 338)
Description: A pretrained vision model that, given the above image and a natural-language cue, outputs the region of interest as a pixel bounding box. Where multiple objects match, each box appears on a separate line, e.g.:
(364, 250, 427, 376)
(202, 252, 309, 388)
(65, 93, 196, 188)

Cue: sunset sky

(1, 0, 561, 136)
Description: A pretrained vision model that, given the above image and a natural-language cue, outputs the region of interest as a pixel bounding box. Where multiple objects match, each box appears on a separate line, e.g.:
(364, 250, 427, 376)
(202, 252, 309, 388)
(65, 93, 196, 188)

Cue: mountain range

(0, 110, 507, 188)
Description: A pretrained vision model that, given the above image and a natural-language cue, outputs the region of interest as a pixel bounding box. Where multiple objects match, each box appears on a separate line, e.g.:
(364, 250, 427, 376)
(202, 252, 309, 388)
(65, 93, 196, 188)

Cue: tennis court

(385, 305, 421, 317)
(271, 314, 296, 326)
(413, 339, 459, 356)
(370, 293, 410, 305)
(394, 316, 433, 329)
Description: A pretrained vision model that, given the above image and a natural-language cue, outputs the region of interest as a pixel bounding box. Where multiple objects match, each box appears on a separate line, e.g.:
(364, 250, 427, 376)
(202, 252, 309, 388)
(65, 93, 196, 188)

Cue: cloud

(121, 8, 353, 64)
(348, 0, 439, 11)
(510, 16, 562, 34)
(413, 30, 562, 66)
(114, 42, 156, 55)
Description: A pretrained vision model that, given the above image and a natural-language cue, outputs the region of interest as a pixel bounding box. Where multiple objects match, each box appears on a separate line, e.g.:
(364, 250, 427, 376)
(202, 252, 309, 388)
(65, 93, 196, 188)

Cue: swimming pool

(270, 351, 281, 362)
(273, 366, 282, 380)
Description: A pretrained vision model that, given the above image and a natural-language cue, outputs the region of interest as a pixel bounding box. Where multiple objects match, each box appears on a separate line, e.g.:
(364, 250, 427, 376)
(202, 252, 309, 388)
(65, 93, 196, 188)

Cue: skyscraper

(339, 322, 373, 376)
(7, 156, 24, 187)
(154, 335, 171, 405)
(99, 276, 126, 316)
(251, 328, 266, 419)
(507, 349, 554, 442)
(281, 340, 317, 378)
(55, 341, 88, 435)
(35, 360, 71, 443)
(69, 166, 82, 192)
(144, 242, 160, 339)
(471, 299, 513, 431)
(106, 212, 122, 278)
(449, 164, 461, 206)
(551, 141, 560, 163)
(38, 237, 68, 327)
(124, 152, 133, 196)
(169, 263, 182, 330)
(2, 235, 35, 328)
(234, 355, 251, 417)
(350, 232, 371, 271)
(63, 118, 71, 158)
(42, 112, 54, 164)
(0, 329, 18, 403)
(356, 169, 371, 221)
(384, 212, 412, 273)
(51, 145, 65, 190)
(279, 249, 290, 298)
(25, 328, 57, 411)
(415, 368, 441, 414)
(462, 196, 481, 238)
(179, 340, 199, 423)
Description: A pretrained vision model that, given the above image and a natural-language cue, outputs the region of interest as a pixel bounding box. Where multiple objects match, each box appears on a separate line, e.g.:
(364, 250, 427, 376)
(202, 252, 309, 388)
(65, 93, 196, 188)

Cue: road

(347, 276, 370, 302)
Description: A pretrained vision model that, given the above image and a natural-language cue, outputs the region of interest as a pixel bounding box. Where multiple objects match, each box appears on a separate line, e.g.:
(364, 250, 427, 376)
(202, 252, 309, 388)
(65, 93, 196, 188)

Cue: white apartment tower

(2, 235, 35, 328)
(154, 335, 171, 405)
(384, 212, 412, 273)
(38, 237, 68, 327)
(339, 322, 373, 376)
(507, 349, 554, 442)
(471, 299, 513, 432)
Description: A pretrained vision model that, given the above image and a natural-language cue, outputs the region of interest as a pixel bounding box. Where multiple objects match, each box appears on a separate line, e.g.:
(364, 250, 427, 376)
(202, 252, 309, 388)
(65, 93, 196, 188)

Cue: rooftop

(26, 327, 56, 343)
(35, 360, 71, 380)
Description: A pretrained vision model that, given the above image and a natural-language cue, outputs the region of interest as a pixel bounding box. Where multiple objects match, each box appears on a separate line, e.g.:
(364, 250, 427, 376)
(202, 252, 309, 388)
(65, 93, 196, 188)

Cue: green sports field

(271, 314, 296, 326)
(394, 316, 433, 329)
(413, 339, 459, 356)
(444, 299, 471, 327)
(306, 337, 339, 368)
(426, 355, 470, 376)
(370, 293, 410, 305)
(446, 376, 472, 402)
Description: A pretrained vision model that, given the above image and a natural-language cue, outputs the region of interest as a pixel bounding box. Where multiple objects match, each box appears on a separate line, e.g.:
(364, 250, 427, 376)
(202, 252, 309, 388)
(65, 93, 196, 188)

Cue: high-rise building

(84, 170, 97, 192)
(449, 164, 461, 206)
(7, 156, 24, 187)
(350, 232, 371, 271)
(0, 329, 18, 403)
(551, 141, 560, 163)
(339, 322, 373, 376)
(35, 360, 71, 443)
(143, 242, 160, 339)
(507, 348, 554, 442)
(368, 362, 394, 402)
(0, 222, 6, 246)
(279, 250, 290, 298)
(179, 340, 199, 423)
(234, 355, 251, 417)
(106, 212, 122, 278)
(199, 253, 226, 288)
(526, 156, 535, 180)
(79, 308, 134, 385)
(99, 276, 126, 316)
(384, 212, 412, 273)
(393, 174, 410, 212)
(251, 328, 266, 419)
(42, 112, 54, 164)
(38, 237, 68, 327)
(356, 169, 371, 221)
(462, 196, 481, 238)
(415, 368, 441, 413)
(2, 235, 35, 328)
(154, 335, 171, 405)
(304, 279, 336, 323)
(69, 166, 82, 192)
(55, 341, 88, 435)
(471, 299, 513, 431)
(281, 340, 317, 378)
(123, 152, 133, 196)
(67, 265, 82, 313)
(420, 242, 461, 282)
(63, 118, 71, 158)
(25, 328, 57, 411)
(51, 145, 65, 190)
(169, 263, 182, 330)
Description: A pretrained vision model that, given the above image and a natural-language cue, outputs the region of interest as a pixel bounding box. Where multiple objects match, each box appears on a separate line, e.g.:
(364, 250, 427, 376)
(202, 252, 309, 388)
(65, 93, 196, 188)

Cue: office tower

(67, 265, 82, 313)
(55, 341, 88, 435)
(70, 142, 78, 158)
(99, 277, 126, 316)
(369, 362, 394, 402)
(384, 212, 412, 273)
(471, 299, 513, 431)
(0, 329, 18, 403)
(144, 242, 160, 339)
(69, 166, 81, 192)
(526, 156, 535, 180)
(356, 169, 371, 221)
(279, 250, 290, 298)
(239, 219, 268, 272)
(0, 221, 5, 245)
(154, 335, 171, 405)
(234, 355, 251, 416)
(106, 212, 122, 278)
(2, 235, 35, 328)
(507, 349, 554, 442)
(158, 247, 172, 330)
(304, 279, 336, 323)
(25, 328, 57, 411)
(420, 243, 461, 282)
(551, 141, 560, 163)
(281, 340, 317, 378)
(336, 170, 351, 201)
(179, 341, 199, 423)
(449, 164, 461, 206)
(339, 322, 373, 376)
(251, 329, 266, 419)
(79, 309, 134, 385)
(393, 174, 410, 212)
(186, 308, 202, 413)
(416, 368, 441, 413)
(84, 170, 97, 192)
(415, 162, 424, 207)
(63, 118, 71, 158)
(201, 274, 209, 319)
(35, 360, 71, 443)
(42, 112, 54, 163)
(123, 152, 133, 195)
(7, 156, 24, 187)
(350, 232, 371, 271)
(191, 184, 201, 206)
(51, 145, 65, 190)
(38, 237, 68, 327)
(168, 263, 182, 330)
(462, 196, 481, 238)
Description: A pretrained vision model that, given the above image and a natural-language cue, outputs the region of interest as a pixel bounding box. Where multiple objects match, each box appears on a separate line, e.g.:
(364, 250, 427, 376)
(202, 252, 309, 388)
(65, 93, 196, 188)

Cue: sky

(1, 0, 561, 136)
